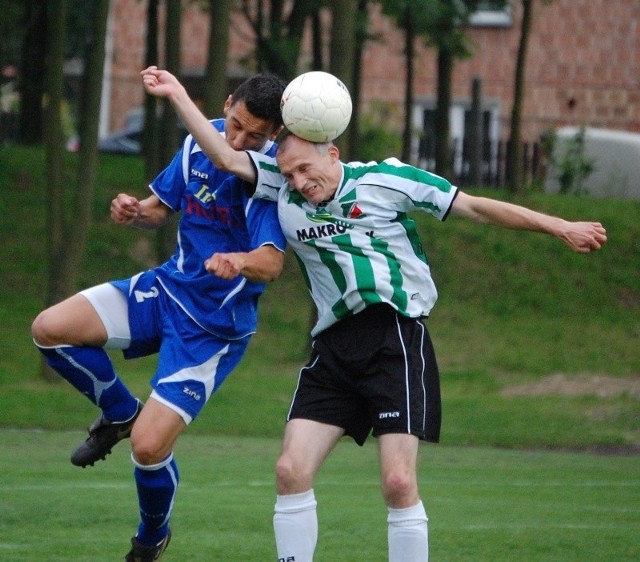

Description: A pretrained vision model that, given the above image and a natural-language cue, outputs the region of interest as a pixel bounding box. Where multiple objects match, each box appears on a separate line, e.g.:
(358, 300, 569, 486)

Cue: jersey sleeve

(245, 195, 286, 253)
(246, 151, 285, 203)
(149, 135, 194, 210)
(373, 158, 458, 221)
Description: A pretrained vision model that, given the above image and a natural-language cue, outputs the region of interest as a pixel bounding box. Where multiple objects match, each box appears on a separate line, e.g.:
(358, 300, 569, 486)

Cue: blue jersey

(148, 119, 286, 340)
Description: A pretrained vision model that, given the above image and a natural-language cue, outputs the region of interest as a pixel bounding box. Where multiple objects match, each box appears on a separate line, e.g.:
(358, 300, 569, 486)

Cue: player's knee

(31, 309, 59, 346)
(275, 454, 311, 493)
(381, 469, 418, 507)
(131, 431, 169, 466)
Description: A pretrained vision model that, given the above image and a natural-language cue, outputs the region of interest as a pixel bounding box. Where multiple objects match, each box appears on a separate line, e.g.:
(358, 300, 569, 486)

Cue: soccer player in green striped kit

(142, 66, 607, 562)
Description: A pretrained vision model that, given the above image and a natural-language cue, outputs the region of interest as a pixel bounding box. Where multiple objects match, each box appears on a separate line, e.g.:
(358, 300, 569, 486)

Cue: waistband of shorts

(322, 304, 410, 337)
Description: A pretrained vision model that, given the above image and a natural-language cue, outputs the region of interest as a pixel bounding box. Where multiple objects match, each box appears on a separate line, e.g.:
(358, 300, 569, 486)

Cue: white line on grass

(4, 482, 130, 491)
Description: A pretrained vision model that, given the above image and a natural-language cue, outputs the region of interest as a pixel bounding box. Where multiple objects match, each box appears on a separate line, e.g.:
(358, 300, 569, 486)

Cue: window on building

(468, 0, 513, 27)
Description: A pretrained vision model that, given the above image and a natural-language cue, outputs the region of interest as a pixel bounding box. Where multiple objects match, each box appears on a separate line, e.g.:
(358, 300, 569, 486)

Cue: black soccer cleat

(70, 400, 143, 468)
(125, 529, 171, 562)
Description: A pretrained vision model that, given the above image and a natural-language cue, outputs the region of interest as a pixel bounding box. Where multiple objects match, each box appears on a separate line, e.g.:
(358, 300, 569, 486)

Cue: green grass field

(1, 430, 638, 561)
(0, 145, 638, 560)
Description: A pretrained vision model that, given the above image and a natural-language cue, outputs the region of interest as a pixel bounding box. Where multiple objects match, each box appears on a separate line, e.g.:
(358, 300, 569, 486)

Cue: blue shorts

(108, 271, 249, 424)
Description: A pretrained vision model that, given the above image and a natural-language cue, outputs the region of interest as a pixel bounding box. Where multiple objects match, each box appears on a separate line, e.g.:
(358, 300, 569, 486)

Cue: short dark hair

(230, 73, 286, 128)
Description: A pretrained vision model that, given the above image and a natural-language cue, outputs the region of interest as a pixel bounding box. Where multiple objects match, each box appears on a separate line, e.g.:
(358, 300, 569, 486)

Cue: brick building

(102, 0, 639, 167)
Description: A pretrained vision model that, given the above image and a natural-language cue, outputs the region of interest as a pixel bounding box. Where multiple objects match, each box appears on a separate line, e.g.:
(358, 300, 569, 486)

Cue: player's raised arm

(450, 191, 607, 253)
(141, 66, 256, 183)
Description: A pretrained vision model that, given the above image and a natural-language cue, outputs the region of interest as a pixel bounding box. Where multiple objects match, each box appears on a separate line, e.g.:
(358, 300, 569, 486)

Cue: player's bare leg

(379, 433, 428, 562)
(273, 419, 344, 562)
(32, 293, 108, 347)
(32, 291, 141, 466)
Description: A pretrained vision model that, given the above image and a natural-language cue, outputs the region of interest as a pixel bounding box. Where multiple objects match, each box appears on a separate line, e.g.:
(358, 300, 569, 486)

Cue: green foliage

(355, 103, 403, 162)
(542, 126, 596, 194)
(0, 0, 24, 69)
(381, 0, 509, 55)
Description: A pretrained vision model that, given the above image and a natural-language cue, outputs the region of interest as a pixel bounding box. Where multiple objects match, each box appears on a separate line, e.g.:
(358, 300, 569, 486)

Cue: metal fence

(420, 137, 545, 189)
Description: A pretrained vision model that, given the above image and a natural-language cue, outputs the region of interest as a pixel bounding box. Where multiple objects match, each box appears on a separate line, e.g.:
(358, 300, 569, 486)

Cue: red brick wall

(106, 0, 640, 142)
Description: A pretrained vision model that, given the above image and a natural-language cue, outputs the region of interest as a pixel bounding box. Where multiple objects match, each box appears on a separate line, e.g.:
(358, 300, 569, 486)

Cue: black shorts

(287, 304, 441, 445)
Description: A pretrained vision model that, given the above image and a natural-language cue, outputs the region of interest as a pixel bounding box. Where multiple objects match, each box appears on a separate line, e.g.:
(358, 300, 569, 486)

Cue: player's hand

(141, 66, 179, 98)
(560, 221, 607, 252)
(205, 253, 247, 280)
(111, 193, 141, 225)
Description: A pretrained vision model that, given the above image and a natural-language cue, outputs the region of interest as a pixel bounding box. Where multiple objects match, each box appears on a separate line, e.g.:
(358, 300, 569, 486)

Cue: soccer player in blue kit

(31, 72, 287, 560)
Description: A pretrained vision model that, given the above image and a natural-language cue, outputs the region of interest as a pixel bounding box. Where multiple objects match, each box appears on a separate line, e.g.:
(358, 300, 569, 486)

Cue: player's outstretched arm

(140, 66, 256, 183)
(450, 191, 607, 253)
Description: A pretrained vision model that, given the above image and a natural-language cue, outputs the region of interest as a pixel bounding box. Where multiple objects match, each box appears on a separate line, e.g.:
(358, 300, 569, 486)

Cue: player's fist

(205, 253, 246, 280)
(111, 193, 140, 224)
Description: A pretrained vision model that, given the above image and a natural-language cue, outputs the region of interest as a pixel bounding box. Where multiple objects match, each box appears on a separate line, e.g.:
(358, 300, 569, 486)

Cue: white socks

(274, 489, 318, 562)
(274, 492, 428, 562)
(388, 501, 429, 562)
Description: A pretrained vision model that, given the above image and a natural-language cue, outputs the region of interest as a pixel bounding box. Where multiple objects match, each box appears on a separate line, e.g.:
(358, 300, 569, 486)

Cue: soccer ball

(280, 71, 352, 143)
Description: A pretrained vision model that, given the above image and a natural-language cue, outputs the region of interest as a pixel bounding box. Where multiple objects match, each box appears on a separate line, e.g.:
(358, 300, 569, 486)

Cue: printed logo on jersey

(379, 411, 400, 419)
(341, 201, 365, 219)
(296, 208, 354, 242)
(191, 168, 209, 181)
(184, 183, 239, 227)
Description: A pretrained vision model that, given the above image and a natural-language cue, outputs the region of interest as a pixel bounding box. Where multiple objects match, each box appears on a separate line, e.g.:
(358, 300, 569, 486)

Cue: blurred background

(0, 0, 637, 452)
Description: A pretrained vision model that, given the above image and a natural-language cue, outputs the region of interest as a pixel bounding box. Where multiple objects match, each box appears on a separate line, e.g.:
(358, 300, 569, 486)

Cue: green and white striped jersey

(248, 152, 458, 336)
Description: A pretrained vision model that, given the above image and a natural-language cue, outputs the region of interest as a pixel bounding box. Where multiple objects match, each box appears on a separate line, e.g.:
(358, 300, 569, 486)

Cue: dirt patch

(501, 374, 640, 398)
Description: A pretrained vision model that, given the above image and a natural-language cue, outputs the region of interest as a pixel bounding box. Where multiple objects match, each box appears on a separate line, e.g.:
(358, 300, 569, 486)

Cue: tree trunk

(401, 5, 414, 163)
(18, 0, 46, 144)
(346, 0, 368, 163)
(203, 0, 231, 117)
(311, 11, 323, 70)
(329, 0, 357, 161)
(143, 0, 161, 182)
(240, 0, 313, 80)
(41, 0, 68, 381)
(468, 76, 483, 186)
(155, 0, 182, 262)
(54, 0, 110, 299)
(507, 0, 533, 194)
(435, 47, 453, 179)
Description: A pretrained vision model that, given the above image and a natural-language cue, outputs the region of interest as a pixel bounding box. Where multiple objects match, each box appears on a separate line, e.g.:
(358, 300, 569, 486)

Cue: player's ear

(222, 95, 233, 115)
(328, 144, 340, 161)
(269, 125, 284, 141)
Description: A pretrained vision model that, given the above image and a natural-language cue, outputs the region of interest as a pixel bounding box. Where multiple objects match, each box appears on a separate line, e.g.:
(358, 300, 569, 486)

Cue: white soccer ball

(280, 71, 353, 143)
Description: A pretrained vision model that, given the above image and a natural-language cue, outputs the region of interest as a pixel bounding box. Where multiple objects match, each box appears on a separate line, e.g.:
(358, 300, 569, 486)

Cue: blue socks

(36, 344, 139, 422)
(132, 453, 179, 545)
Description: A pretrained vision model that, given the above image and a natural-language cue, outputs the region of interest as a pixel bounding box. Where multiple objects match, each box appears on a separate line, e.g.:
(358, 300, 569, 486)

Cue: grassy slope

(0, 145, 638, 450)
